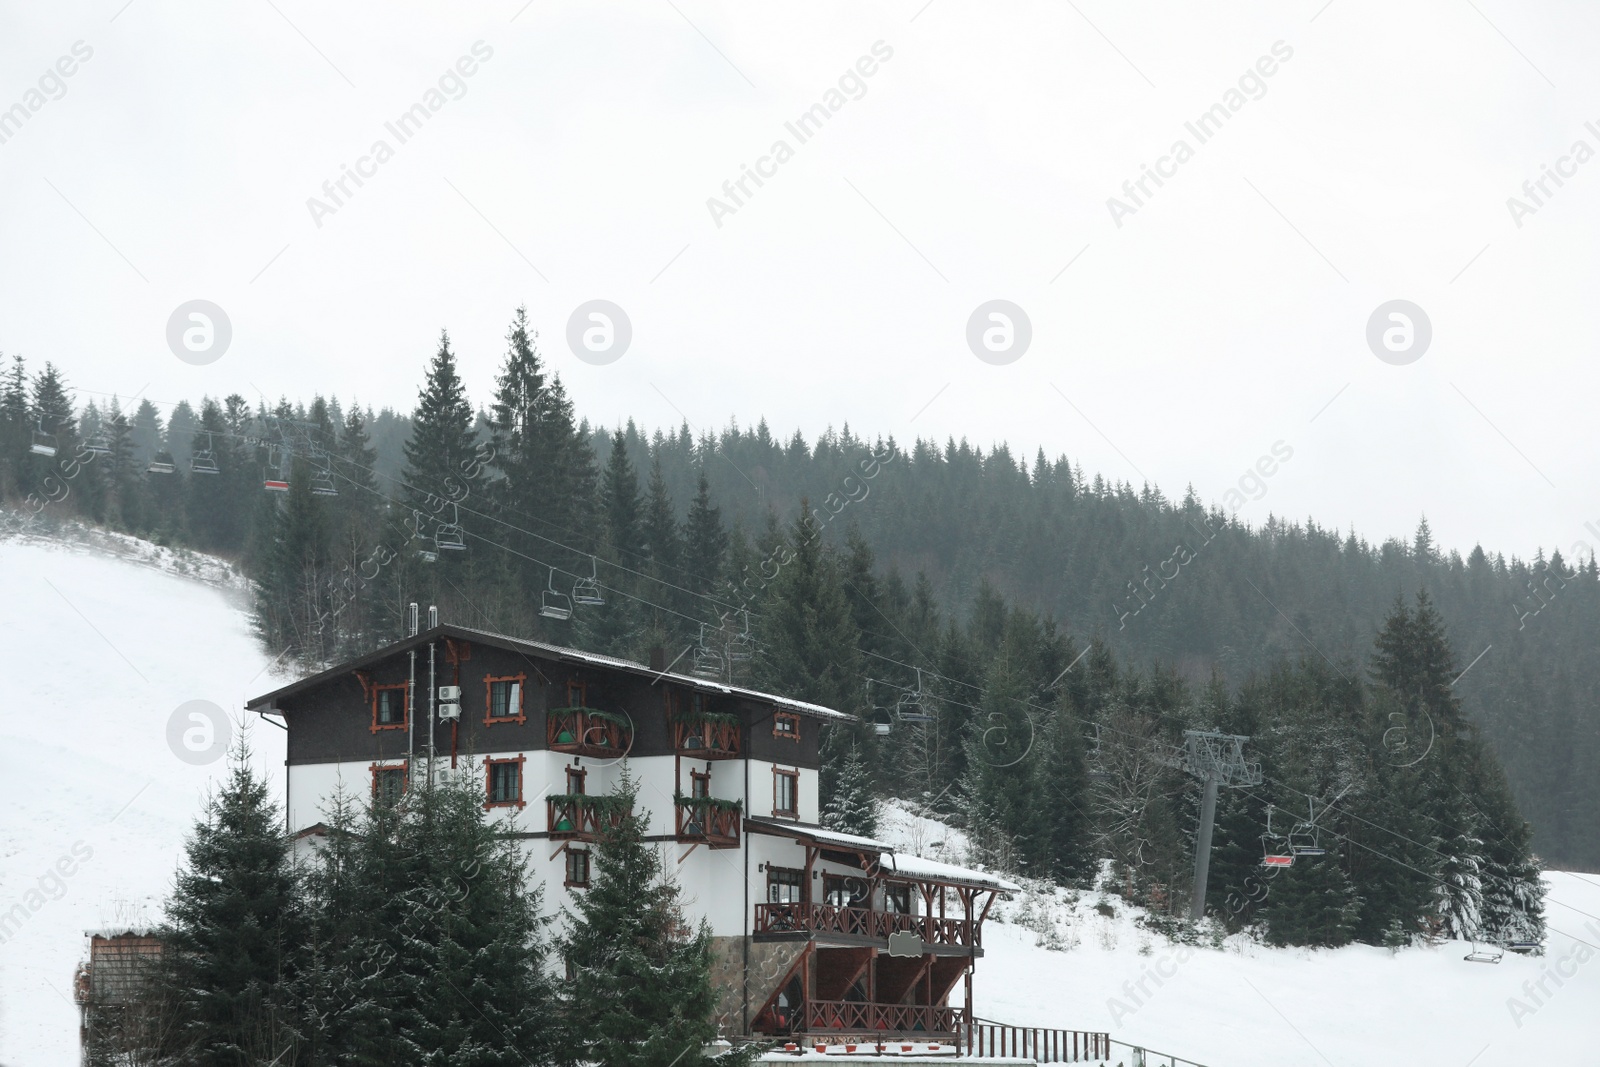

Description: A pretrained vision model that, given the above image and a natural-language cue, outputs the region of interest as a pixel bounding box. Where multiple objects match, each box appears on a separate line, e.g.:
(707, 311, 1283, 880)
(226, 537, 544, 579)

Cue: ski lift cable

(1236, 785, 1577, 945)
(51, 395, 1564, 948)
(42, 394, 1560, 939)
(30, 389, 1572, 908)
(327, 462, 716, 631)
(860, 634, 1559, 934)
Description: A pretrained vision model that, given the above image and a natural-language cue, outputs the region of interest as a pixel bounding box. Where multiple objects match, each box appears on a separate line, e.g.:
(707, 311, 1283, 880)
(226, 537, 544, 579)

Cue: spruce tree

(160, 738, 300, 1067)
(402, 331, 483, 554)
(560, 769, 735, 1066)
(821, 744, 880, 838)
(683, 468, 728, 599)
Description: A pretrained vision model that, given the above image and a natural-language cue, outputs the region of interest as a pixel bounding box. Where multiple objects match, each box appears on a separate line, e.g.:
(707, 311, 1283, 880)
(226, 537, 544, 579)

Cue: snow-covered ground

(876, 808, 1600, 1066)
(0, 527, 285, 1067)
(2, 525, 1595, 1067)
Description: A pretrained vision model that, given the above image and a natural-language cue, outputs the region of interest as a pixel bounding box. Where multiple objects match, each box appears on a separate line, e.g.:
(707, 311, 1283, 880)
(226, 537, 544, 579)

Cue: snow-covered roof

(881, 852, 1021, 895)
(747, 817, 893, 852)
(746, 818, 1019, 894)
(247, 623, 854, 722)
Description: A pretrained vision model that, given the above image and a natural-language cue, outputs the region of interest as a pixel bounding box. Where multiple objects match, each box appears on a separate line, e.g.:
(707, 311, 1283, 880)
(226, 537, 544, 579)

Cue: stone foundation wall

(708, 936, 807, 1037)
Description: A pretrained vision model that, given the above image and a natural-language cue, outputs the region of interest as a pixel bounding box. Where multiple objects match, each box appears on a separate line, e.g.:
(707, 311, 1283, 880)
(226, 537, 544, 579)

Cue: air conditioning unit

(438, 685, 462, 701)
(438, 702, 461, 720)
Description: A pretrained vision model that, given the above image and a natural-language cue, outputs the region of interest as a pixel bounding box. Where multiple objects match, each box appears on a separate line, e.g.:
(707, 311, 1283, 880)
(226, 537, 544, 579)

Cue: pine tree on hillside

(24, 361, 76, 501)
(755, 503, 863, 714)
(167, 399, 197, 471)
(256, 456, 334, 664)
(1032, 694, 1095, 882)
(822, 744, 880, 838)
(1262, 854, 1361, 948)
(160, 738, 300, 1067)
(298, 771, 562, 1066)
(683, 468, 728, 599)
(0, 354, 28, 495)
(560, 770, 741, 1066)
(600, 428, 645, 560)
(131, 399, 164, 469)
(402, 331, 483, 556)
(961, 647, 1040, 872)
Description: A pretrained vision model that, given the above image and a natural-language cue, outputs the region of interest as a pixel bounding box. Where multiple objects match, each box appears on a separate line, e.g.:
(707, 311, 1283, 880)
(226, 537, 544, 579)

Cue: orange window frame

(689, 768, 710, 799)
(566, 766, 587, 796)
(371, 684, 409, 733)
(773, 711, 800, 741)
(567, 680, 587, 707)
(483, 673, 528, 725)
(369, 761, 408, 803)
(485, 754, 527, 809)
(773, 768, 799, 818)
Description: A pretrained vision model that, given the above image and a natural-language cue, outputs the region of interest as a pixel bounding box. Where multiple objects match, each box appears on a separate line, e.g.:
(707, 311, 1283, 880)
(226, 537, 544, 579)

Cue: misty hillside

(3, 342, 1595, 881)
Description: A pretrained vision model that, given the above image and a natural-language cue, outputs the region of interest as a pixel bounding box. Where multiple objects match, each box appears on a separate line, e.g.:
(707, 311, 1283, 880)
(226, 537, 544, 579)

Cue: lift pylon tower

(1165, 730, 1263, 921)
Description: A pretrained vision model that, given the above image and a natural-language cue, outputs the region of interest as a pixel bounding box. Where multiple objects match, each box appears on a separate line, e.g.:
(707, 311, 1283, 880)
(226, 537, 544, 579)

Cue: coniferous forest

(0, 307, 1572, 958)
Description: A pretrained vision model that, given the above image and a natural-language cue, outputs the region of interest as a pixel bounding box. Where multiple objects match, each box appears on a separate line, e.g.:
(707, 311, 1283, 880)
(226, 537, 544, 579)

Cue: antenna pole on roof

(427, 613, 437, 790)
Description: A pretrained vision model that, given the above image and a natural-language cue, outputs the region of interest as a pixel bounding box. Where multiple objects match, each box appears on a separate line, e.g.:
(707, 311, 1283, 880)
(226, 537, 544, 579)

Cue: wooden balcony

(547, 795, 629, 841)
(752, 902, 978, 949)
(802, 1000, 964, 1039)
(674, 797, 741, 848)
(547, 708, 630, 757)
(671, 715, 740, 759)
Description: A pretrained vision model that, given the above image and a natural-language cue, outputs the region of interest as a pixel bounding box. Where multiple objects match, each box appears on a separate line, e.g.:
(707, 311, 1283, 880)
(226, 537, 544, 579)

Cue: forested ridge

(1, 309, 1577, 951)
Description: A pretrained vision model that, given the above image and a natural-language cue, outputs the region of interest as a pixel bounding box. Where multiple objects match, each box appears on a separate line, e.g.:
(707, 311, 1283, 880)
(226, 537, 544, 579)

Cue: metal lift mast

(1165, 730, 1263, 921)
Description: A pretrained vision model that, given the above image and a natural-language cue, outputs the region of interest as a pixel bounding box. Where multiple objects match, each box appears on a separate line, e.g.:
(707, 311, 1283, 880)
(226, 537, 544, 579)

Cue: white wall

(287, 749, 830, 939)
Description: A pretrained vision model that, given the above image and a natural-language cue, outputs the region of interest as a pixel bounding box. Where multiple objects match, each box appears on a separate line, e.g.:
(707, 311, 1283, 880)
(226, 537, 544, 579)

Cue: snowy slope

(1, 527, 1595, 1067)
(877, 806, 1600, 1067)
(0, 528, 285, 1067)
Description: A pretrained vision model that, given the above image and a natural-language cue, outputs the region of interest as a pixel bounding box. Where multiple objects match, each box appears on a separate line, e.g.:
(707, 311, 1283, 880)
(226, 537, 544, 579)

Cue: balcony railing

(547, 795, 629, 841)
(803, 1000, 964, 1038)
(671, 715, 740, 759)
(752, 902, 977, 948)
(674, 797, 741, 848)
(547, 708, 630, 757)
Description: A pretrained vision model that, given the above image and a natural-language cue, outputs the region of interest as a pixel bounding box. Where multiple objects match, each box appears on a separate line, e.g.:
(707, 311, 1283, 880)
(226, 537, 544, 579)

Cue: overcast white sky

(2, 0, 1597, 560)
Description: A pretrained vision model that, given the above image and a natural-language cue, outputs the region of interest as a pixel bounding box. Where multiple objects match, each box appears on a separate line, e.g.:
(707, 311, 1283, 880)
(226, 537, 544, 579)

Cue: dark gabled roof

(246, 623, 853, 722)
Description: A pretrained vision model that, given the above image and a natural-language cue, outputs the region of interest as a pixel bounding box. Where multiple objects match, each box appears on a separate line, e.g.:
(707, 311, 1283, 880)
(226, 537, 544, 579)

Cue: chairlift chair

(190, 431, 219, 474)
(727, 611, 755, 662)
(871, 706, 894, 737)
(539, 567, 573, 621)
(690, 624, 725, 678)
(433, 504, 465, 551)
(692, 645, 725, 679)
(310, 469, 338, 496)
(895, 669, 935, 723)
(84, 433, 112, 457)
(147, 450, 176, 475)
(263, 445, 289, 491)
(572, 556, 604, 606)
(1507, 940, 1541, 954)
(1463, 941, 1504, 964)
(29, 417, 57, 457)
(1261, 804, 1295, 868)
(1287, 797, 1328, 857)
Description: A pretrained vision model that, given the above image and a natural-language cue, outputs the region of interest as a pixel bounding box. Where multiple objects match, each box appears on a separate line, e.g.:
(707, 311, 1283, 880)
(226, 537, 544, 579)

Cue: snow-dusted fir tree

(559, 769, 758, 1066)
(822, 743, 880, 838)
(296, 766, 561, 1067)
(160, 736, 301, 1067)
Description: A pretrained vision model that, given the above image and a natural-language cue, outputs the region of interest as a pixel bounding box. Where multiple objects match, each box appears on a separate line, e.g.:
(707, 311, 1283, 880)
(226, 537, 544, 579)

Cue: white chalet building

(247, 622, 1019, 1045)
